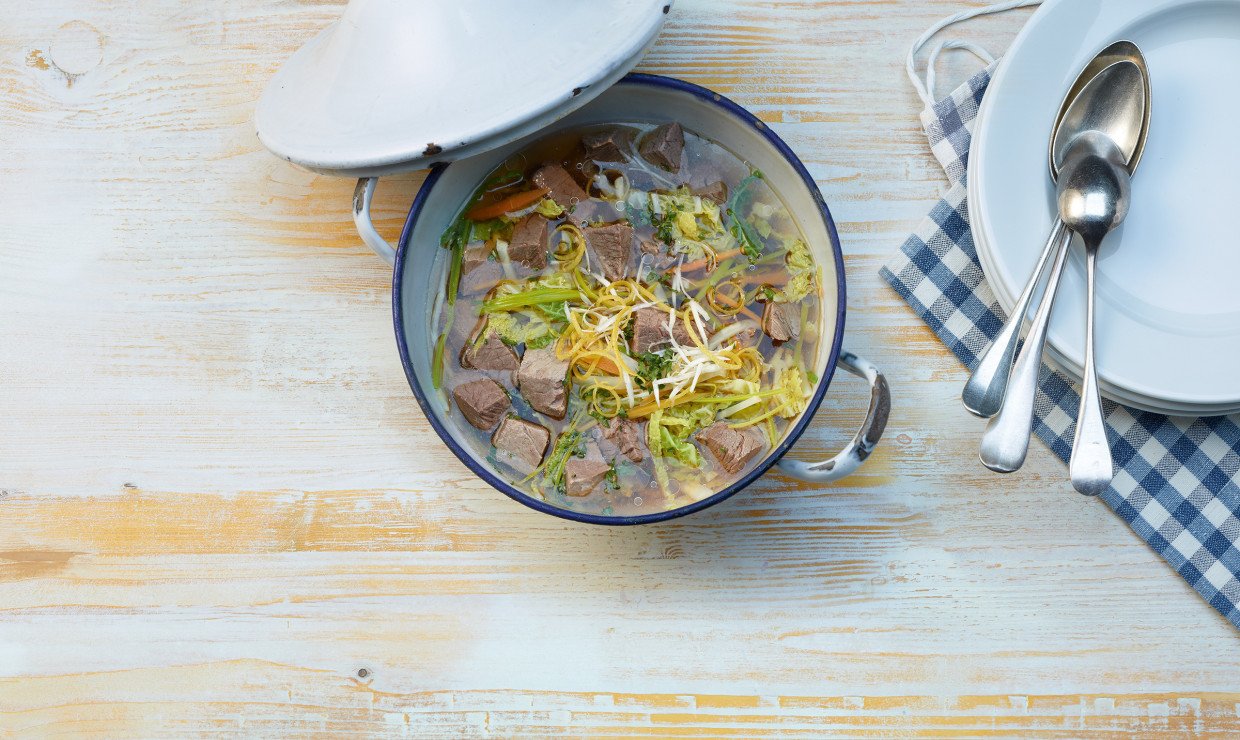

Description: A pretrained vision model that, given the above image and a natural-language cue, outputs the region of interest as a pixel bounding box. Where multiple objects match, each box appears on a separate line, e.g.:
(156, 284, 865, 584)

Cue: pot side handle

(353, 177, 396, 266)
(777, 352, 890, 484)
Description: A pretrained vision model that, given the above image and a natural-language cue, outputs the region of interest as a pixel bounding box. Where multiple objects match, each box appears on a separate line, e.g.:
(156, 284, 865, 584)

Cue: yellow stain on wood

(25, 49, 50, 70)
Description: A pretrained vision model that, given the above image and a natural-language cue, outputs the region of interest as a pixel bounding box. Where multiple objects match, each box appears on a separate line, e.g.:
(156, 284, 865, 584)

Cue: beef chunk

(532, 164, 588, 207)
(566, 198, 618, 228)
(582, 127, 634, 163)
(492, 416, 551, 476)
(629, 306, 696, 354)
(696, 421, 766, 475)
(508, 214, 549, 270)
(452, 378, 510, 431)
(459, 260, 503, 296)
(762, 302, 800, 343)
(602, 417, 644, 463)
(462, 242, 491, 274)
(565, 443, 611, 497)
(584, 222, 633, 280)
(460, 320, 519, 374)
(694, 180, 729, 204)
(639, 122, 684, 172)
(517, 346, 569, 419)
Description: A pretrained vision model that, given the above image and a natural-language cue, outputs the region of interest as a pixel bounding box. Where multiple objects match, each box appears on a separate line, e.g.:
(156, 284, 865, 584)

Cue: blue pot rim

(392, 72, 847, 526)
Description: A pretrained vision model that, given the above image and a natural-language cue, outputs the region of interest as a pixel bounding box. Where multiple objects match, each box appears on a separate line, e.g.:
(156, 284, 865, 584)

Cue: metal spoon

(1058, 132, 1130, 495)
(978, 45, 1149, 476)
(963, 42, 1150, 418)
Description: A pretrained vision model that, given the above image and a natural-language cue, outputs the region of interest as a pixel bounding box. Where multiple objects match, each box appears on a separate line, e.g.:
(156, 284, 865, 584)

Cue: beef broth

(431, 122, 824, 517)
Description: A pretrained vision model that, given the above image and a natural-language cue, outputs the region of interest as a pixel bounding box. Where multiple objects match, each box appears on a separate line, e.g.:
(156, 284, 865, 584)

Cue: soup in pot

(430, 122, 823, 516)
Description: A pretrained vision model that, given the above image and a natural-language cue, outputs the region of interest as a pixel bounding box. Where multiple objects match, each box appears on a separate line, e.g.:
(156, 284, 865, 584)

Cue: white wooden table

(3, 1, 1237, 736)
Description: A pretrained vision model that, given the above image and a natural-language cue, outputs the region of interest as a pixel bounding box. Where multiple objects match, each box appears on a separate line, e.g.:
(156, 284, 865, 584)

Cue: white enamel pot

(359, 74, 890, 525)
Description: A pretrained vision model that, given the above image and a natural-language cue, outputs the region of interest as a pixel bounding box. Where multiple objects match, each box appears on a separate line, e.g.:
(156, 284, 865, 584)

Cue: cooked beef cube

(460, 320, 519, 373)
(462, 242, 491, 274)
(629, 306, 696, 354)
(459, 260, 503, 296)
(582, 127, 634, 163)
(566, 198, 617, 228)
(584, 222, 632, 280)
(508, 214, 549, 270)
(696, 421, 766, 475)
(639, 122, 684, 172)
(532, 164, 588, 207)
(565, 443, 611, 497)
(694, 180, 729, 204)
(452, 378, 510, 431)
(602, 417, 644, 463)
(492, 416, 551, 476)
(517, 346, 569, 419)
(762, 302, 799, 343)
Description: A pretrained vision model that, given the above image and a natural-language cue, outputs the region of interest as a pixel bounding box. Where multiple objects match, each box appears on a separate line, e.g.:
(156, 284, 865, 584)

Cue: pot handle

(353, 177, 396, 266)
(777, 351, 890, 484)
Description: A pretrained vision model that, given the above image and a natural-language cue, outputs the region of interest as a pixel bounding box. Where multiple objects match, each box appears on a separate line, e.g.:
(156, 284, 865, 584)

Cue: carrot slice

(465, 188, 549, 221)
(670, 248, 742, 274)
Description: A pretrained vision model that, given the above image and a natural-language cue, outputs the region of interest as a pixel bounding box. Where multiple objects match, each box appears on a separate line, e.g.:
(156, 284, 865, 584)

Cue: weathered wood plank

(0, 0, 1235, 735)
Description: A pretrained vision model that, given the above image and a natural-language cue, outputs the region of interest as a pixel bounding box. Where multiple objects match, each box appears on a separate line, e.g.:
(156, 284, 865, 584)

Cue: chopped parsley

(636, 350, 674, 385)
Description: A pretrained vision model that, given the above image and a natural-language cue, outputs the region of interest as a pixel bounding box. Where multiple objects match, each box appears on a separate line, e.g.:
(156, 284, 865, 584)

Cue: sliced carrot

(593, 356, 623, 376)
(712, 292, 762, 323)
(465, 187, 549, 221)
(670, 248, 742, 274)
(743, 271, 790, 287)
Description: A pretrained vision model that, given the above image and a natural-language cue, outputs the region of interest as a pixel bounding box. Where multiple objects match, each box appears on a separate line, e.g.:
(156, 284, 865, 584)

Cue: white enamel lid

(256, 0, 673, 177)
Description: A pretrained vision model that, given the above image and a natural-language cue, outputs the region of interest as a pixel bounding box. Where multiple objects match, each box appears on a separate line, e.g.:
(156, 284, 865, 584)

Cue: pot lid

(256, 0, 673, 177)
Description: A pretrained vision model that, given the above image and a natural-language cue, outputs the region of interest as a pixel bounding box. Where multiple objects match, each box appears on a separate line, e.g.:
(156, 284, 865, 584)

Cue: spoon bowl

(1057, 131, 1131, 248)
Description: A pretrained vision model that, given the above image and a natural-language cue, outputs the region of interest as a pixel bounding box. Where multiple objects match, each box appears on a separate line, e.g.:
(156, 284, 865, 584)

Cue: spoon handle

(1070, 247, 1114, 495)
(979, 227, 1072, 473)
(963, 219, 1070, 418)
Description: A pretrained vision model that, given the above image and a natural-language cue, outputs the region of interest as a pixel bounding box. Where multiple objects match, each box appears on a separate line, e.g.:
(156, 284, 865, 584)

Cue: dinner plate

(970, 0, 1240, 413)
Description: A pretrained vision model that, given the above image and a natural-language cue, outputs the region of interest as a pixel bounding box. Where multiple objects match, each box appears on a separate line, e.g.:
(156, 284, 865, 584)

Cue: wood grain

(1, 0, 1237, 736)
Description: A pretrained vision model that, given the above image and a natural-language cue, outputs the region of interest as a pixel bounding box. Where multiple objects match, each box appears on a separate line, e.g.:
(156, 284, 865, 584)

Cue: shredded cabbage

(776, 239, 817, 302)
(650, 187, 726, 251)
(488, 312, 554, 348)
(534, 199, 565, 218)
(775, 365, 811, 419)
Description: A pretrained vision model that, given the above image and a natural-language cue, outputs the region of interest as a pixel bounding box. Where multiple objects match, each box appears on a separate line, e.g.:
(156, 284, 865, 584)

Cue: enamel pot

(352, 74, 890, 525)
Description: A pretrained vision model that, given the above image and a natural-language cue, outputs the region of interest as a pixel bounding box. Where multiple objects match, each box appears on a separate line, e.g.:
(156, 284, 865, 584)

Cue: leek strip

(431, 333, 447, 389)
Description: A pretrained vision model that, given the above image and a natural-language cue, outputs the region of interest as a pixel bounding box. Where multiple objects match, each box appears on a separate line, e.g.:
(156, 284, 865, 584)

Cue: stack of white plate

(969, 0, 1240, 417)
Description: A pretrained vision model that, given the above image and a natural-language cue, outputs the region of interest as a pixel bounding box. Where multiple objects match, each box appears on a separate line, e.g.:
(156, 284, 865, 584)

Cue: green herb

(806, 370, 819, 385)
(604, 462, 620, 490)
(440, 213, 471, 305)
(636, 350, 674, 385)
(626, 201, 652, 227)
(544, 430, 584, 493)
(483, 168, 523, 190)
(652, 208, 679, 244)
(726, 171, 766, 263)
(481, 287, 581, 314)
(539, 300, 569, 323)
(525, 333, 556, 350)
(470, 218, 507, 242)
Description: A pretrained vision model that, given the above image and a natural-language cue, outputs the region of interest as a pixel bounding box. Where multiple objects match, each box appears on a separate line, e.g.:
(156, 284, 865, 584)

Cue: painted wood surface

(2, 0, 1237, 736)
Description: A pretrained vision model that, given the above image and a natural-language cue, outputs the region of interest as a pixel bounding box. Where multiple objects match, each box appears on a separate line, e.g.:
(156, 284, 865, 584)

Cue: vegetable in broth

(432, 121, 823, 516)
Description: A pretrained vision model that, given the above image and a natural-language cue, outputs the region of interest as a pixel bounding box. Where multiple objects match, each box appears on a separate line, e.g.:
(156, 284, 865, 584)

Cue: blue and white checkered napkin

(881, 67, 1240, 628)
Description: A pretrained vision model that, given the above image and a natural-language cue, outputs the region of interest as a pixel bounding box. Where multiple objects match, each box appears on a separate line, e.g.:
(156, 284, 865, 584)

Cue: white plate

(257, 0, 670, 177)
(970, 0, 1240, 410)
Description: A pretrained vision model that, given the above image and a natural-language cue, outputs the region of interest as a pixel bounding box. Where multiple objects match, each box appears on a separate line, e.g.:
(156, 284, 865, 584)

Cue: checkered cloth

(881, 67, 1240, 629)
